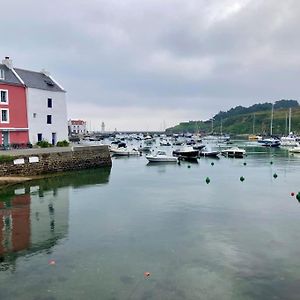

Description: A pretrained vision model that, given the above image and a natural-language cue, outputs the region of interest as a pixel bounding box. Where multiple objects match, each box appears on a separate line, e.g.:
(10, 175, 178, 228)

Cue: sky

(1, 0, 300, 131)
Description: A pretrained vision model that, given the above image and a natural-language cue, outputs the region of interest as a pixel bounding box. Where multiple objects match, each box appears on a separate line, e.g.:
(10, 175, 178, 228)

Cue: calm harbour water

(1, 143, 300, 300)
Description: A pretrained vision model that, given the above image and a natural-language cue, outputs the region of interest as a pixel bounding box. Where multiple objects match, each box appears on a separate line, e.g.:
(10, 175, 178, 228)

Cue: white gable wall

(27, 88, 68, 144)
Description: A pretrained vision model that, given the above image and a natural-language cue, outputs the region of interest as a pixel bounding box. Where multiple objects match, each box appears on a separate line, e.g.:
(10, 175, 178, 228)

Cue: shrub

(56, 140, 70, 147)
(36, 140, 52, 148)
(0, 155, 14, 163)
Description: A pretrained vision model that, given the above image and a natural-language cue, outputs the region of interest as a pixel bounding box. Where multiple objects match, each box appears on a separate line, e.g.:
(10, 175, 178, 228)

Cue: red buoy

(291, 192, 295, 197)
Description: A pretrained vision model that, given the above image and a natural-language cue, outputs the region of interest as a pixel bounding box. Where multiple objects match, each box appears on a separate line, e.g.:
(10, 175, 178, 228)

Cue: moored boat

(288, 144, 300, 154)
(172, 146, 199, 160)
(110, 148, 140, 156)
(199, 146, 220, 158)
(221, 147, 246, 158)
(146, 150, 178, 163)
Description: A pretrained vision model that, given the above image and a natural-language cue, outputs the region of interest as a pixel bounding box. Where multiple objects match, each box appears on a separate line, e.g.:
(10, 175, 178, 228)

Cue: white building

(15, 67, 68, 145)
(68, 119, 87, 135)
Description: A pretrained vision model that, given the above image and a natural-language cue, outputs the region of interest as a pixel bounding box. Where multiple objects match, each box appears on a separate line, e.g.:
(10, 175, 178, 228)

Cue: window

(1, 109, 9, 123)
(0, 69, 4, 80)
(48, 98, 52, 108)
(0, 90, 8, 104)
(37, 133, 43, 142)
(47, 115, 52, 124)
(33, 113, 37, 118)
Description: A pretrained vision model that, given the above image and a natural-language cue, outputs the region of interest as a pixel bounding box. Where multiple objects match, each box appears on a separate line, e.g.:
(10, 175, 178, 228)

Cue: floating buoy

(187, 165, 191, 168)
(211, 162, 214, 166)
(296, 192, 300, 201)
(270, 161, 273, 165)
(48, 260, 56, 265)
(243, 162, 247, 166)
(273, 173, 278, 179)
(205, 177, 210, 184)
(144, 272, 151, 278)
(291, 192, 295, 197)
(240, 176, 245, 182)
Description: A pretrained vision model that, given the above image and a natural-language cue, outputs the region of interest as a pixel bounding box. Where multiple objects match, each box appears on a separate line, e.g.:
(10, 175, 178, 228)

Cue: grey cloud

(1, 0, 300, 129)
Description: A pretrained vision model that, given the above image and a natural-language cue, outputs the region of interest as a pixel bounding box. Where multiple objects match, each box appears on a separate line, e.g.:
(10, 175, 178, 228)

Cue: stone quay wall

(0, 146, 112, 176)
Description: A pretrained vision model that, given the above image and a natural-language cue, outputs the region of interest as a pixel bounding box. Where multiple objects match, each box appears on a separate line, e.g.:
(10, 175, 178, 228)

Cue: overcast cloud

(1, 0, 300, 130)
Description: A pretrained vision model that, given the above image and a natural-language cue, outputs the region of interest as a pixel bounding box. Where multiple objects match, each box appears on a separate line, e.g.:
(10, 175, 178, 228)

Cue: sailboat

(248, 113, 261, 140)
(280, 108, 299, 146)
(259, 104, 280, 147)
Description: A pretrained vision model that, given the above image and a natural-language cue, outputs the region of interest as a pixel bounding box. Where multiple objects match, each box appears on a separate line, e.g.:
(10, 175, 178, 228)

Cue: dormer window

(44, 79, 54, 86)
(0, 90, 8, 104)
(0, 69, 4, 80)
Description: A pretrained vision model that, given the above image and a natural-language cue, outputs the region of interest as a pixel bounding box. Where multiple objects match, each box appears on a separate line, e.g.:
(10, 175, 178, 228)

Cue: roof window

(0, 69, 4, 80)
(44, 79, 54, 86)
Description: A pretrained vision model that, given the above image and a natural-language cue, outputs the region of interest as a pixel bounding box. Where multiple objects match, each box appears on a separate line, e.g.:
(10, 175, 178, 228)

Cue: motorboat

(221, 147, 246, 158)
(172, 146, 199, 160)
(160, 140, 171, 146)
(146, 150, 178, 163)
(280, 133, 299, 147)
(193, 144, 206, 151)
(202, 135, 230, 143)
(139, 145, 152, 152)
(288, 144, 300, 154)
(110, 147, 140, 156)
(199, 146, 220, 158)
(260, 138, 281, 147)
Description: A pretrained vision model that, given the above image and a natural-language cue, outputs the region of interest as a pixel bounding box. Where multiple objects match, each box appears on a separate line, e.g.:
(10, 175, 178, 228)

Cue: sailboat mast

(288, 108, 292, 133)
(285, 112, 288, 136)
(270, 104, 274, 136)
(220, 119, 223, 135)
(253, 114, 255, 134)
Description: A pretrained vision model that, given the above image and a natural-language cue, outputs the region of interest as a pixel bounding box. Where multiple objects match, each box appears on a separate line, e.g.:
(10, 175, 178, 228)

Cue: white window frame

(0, 69, 4, 80)
(1, 109, 9, 123)
(0, 89, 9, 105)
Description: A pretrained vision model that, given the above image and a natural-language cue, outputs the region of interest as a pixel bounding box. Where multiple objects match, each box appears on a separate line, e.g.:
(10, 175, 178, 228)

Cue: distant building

(0, 57, 68, 147)
(68, 119, 87, 135)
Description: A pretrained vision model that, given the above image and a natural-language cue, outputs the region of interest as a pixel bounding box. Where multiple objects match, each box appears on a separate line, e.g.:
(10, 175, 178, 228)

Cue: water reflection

(0, 167, 111, 272)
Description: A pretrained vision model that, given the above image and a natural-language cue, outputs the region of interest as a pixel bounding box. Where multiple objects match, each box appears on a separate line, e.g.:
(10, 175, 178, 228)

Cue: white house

(14, 68, 68, 145)
(68, 119, 87, 135)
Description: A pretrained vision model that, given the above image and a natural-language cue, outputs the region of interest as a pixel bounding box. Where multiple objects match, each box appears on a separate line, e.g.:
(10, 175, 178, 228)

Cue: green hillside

(166, 100, 300, 135)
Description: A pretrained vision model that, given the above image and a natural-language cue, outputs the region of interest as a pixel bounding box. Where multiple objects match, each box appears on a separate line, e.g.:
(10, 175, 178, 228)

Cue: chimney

(41, 68, 51, 77)
(2, 57, 13, 69)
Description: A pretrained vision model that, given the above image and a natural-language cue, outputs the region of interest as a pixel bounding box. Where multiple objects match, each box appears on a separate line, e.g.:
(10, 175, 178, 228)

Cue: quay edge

(0, 146, 112, 181)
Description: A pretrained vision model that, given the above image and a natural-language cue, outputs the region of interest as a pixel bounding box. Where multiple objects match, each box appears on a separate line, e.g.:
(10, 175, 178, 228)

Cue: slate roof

(14, 68, 65, 92)
(0, 64, 23, 86)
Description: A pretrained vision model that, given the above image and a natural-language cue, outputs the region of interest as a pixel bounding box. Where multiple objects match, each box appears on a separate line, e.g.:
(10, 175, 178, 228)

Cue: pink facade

(0, 82, 29, 146)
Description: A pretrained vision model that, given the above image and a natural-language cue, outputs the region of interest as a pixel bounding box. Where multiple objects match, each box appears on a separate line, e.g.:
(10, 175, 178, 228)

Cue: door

(52, 132, 56, 146)
(2, 131, 9, 149)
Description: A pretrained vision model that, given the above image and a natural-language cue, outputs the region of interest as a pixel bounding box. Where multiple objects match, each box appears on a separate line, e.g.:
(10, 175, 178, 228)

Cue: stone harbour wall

(0, 146, 112, 176)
